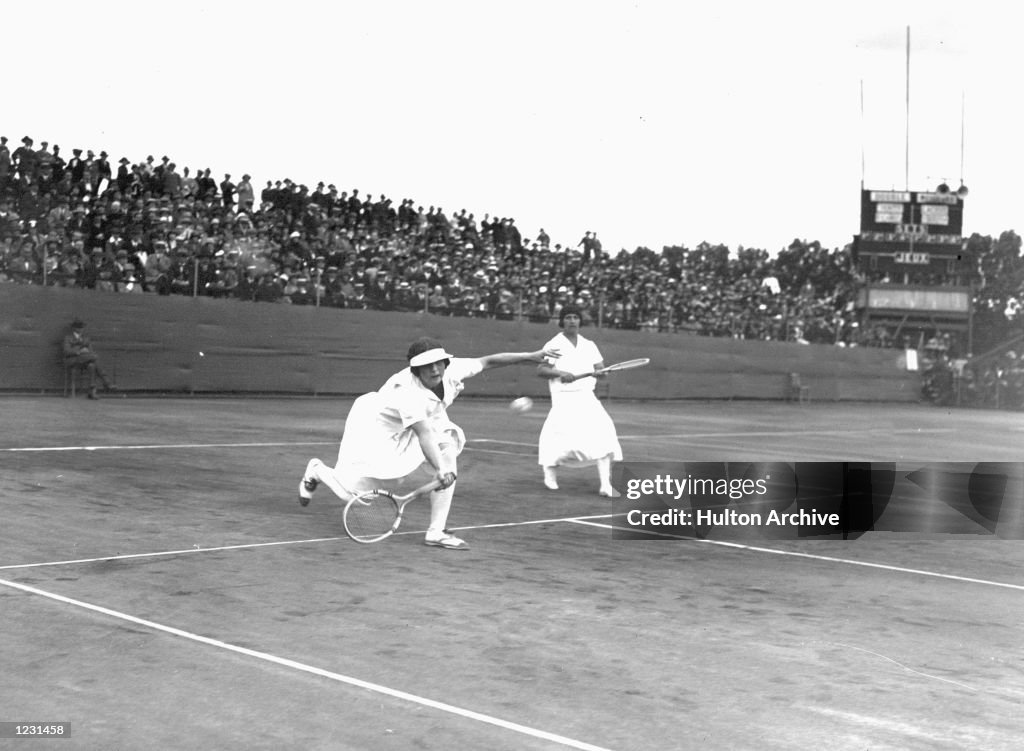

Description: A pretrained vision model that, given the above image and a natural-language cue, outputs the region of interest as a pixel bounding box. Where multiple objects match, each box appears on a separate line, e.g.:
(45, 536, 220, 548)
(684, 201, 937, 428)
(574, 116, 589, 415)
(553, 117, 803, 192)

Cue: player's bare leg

(543, 465, 559, 490)
(597, 456, 619, 497)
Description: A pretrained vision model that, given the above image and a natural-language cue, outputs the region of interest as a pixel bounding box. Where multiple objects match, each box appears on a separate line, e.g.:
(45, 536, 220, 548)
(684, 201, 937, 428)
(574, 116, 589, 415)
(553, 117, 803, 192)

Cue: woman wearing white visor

(299, 337, 557, 550)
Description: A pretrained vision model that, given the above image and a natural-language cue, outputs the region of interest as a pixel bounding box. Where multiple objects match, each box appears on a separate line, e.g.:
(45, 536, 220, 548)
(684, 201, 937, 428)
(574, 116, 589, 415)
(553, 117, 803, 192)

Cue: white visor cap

(408, 347, 454, 367)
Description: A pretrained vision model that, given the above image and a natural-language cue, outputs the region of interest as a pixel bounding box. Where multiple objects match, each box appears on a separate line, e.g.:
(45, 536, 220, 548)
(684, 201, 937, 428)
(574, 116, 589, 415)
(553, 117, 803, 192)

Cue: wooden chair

(787, 372, 810, 404)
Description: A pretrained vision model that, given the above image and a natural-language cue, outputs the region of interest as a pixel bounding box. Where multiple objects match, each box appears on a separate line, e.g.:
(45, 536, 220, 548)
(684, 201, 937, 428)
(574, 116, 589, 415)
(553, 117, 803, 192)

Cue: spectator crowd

(1, 131, 1017, 408)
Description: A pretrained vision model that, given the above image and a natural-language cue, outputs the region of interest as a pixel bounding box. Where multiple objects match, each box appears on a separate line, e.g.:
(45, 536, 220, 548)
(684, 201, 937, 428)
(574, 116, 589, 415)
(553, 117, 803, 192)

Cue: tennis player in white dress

(298, 337, 557, 550)
(537, 305, 623, 496)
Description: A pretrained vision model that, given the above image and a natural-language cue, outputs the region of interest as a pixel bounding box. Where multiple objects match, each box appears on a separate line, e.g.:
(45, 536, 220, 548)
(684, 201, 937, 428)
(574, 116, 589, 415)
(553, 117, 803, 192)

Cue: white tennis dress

(538, 332, 622, 468)
(332, 357, 482, 495)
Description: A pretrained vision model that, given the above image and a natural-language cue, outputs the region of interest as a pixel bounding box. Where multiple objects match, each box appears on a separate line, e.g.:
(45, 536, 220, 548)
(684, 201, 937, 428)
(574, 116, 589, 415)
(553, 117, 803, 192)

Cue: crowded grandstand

(1, 133, 1021, 409)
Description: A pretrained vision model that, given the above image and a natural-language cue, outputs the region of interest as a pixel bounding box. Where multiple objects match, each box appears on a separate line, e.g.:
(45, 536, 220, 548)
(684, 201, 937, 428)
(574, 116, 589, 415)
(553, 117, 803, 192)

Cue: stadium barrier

(0, 285, 918, 401)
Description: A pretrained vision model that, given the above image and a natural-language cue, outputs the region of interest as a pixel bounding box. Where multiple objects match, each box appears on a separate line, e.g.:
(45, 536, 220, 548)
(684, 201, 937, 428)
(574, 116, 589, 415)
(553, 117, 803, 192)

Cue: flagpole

(860, 78, 866, 189)
(905, 25, 910, 191)
(960, 90, 966, 187)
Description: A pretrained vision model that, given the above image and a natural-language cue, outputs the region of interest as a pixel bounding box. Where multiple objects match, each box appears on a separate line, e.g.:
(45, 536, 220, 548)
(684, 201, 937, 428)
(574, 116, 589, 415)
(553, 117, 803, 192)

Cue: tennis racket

(571, 357, 650, 379)
(342, 479, 447, 544)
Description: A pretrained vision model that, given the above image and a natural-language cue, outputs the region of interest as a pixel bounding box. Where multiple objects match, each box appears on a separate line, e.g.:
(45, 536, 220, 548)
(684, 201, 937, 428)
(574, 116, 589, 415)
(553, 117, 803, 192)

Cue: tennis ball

(509, 396, 534, 413)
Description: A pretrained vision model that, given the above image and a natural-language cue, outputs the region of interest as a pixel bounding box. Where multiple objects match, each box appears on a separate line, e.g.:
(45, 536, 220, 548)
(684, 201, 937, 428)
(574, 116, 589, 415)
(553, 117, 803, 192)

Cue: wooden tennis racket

(342, 479, 448, 544)
(571, 357, 650, 379)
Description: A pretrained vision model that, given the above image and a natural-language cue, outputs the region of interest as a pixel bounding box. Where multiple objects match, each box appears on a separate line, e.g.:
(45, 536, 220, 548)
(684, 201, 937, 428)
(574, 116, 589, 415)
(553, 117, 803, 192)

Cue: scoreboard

(854, 188, 967, 273)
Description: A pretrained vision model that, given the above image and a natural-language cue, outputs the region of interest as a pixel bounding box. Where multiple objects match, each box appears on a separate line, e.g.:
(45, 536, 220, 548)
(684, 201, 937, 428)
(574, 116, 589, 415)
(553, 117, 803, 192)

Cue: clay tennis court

(2, 396, 1022, 750)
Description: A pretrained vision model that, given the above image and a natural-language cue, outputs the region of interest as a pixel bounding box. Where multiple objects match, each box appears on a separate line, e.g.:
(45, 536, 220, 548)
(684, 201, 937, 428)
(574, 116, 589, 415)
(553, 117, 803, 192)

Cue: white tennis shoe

(424, 530, 469, 550)
(298, 460, 319, 507)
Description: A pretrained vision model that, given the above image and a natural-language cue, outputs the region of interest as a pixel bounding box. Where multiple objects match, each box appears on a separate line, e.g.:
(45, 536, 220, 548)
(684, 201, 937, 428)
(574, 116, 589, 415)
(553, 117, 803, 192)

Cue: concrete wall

(0, 285, 919, 401)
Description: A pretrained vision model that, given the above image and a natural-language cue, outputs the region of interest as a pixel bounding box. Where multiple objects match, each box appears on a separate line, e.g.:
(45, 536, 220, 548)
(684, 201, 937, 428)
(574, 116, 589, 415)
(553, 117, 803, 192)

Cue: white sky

(4, 0, 1022, 255)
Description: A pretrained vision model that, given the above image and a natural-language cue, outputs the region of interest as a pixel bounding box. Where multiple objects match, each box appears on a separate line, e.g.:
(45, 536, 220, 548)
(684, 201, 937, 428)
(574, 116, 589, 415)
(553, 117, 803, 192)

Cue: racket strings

(344, 492, 400, 542)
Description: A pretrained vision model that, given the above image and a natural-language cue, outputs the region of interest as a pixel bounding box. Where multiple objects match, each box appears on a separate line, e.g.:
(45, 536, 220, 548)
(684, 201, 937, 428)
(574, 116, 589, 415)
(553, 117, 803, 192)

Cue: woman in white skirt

(537, 305, 622, 496)
(299, 337, 557, 549)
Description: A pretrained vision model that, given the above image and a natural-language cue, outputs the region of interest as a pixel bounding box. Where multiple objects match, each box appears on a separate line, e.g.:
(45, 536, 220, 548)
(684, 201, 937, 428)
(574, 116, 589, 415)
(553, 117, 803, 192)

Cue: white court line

(1, 427, 956, 454)
(7, 513, 1024, 594)
(472, 428, 956, 446)
(0, 576, 614, 751)
(464, 447, 533, 457)
(1, 441, 334, 453)
(472, 438, 536, 448)
(0, 514, 617, 572)
(0, 537, 347, 572)
(618, 428, 957, 440)
(567, 519, 1024, 592)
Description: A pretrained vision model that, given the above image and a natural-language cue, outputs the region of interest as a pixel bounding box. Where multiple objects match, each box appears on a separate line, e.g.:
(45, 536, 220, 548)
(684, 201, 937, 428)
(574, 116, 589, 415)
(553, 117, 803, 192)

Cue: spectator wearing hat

(17, 182, 45, 223)
(12, 137, 36, 181)
(577, 231, 598, 262)
(7, 240, 40, 283)
(49, 145, 66, 185)
(56, 242, 84, 287)
(260, 180, 275, 207)
(68, 149, 86, 186)
(220, 174, 236, 211)
(46, 198, 72, 236)
(163, 162, 182, 199)
(311, 182, 329, 208)
(62, 318, 113, 398)
(116, 157, 133, 193)
(197, 168, 216, 201)
(33, 141, 54, 188)
(0, 138, 12, 193)
(180, 167, 198, 200)
(236, 174, 254, 213)
(115, 245, 144, 293)
(144, 240, 172, 290)
(95, 151, 112, 192)
(254, 271, 285, 303)
(151, 156, 169, 190)
(236, 265, 259, 302)
(81, 150, 98, 192)
(319, 265, 343, 307)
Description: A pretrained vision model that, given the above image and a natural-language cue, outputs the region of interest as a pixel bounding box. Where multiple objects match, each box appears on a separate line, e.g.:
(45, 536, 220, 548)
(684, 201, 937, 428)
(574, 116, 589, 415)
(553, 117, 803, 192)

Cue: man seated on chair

(63, 318, 113, 399)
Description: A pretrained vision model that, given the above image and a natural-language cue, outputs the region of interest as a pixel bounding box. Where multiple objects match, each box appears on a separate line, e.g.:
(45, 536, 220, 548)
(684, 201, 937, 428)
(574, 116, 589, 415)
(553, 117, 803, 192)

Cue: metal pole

(860, 78, 866, 188)
(905, 26, 911, 191)
(960, 90, 966, 186)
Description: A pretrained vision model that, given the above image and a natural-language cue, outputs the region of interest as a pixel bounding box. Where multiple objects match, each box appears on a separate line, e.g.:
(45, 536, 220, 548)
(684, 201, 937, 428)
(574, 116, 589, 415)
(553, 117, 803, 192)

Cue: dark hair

(406, 336, 444, 362)
(406, 336, 450, 375)
(559, 305, 583, 328)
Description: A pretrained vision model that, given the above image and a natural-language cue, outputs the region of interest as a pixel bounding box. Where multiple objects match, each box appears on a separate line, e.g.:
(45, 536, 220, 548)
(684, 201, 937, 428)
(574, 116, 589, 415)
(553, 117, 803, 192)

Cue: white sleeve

(542, 335, 562, 366)
(447, 357, 484, 383)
